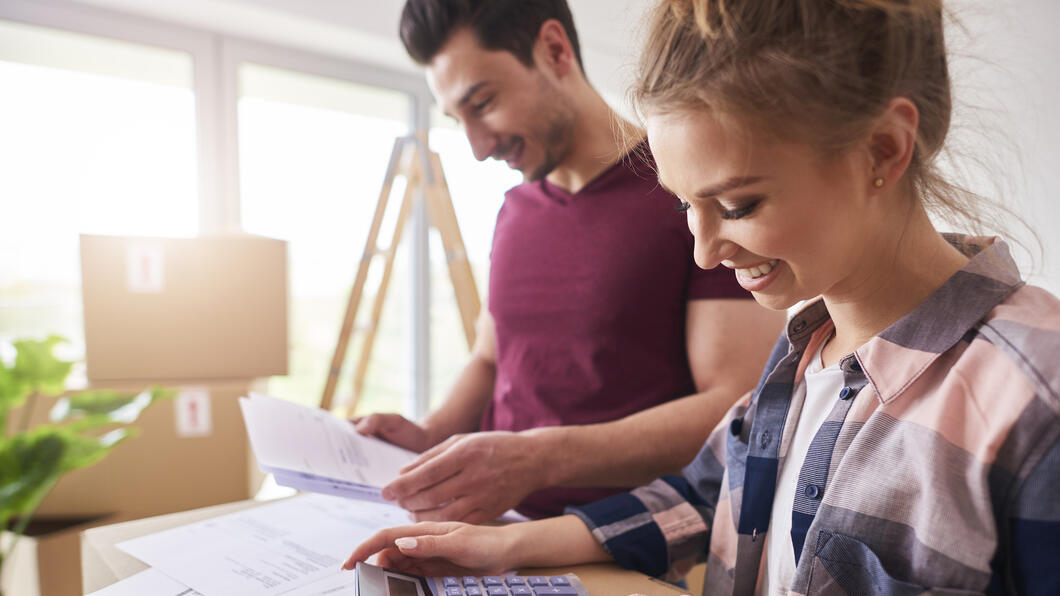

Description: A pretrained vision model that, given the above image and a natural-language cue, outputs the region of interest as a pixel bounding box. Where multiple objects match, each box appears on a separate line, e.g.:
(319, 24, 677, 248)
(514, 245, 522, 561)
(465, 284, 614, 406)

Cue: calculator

(355, 561, 590, 596)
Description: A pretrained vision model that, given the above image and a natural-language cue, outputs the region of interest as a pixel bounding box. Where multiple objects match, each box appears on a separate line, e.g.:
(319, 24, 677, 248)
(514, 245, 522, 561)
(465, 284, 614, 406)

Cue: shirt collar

(783, 235, 1024, 404)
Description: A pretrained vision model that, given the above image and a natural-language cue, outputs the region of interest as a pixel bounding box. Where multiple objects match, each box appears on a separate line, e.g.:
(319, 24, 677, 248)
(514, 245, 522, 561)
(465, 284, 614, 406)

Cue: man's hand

(382, 431, 548, 523)
(342, 521, 514, 577)
(352, 413, 434, 454)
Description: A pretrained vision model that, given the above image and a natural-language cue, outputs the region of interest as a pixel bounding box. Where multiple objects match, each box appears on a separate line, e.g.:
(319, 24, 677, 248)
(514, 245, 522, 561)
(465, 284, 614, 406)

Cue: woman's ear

(534, 19, 577, 79)
(868, 97, 919, 191)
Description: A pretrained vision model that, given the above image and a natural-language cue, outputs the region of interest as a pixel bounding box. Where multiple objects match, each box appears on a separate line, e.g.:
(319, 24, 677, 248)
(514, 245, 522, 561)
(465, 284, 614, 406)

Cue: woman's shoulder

(976, 283, 1060, 404)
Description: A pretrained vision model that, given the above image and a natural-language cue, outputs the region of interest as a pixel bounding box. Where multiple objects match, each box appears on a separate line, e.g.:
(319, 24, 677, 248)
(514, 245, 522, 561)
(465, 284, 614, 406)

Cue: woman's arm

(342, 515, 610, 578)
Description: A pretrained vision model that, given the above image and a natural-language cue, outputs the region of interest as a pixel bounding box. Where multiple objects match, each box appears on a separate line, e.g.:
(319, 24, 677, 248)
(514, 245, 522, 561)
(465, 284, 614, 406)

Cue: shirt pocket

(806, 531, 982, 596)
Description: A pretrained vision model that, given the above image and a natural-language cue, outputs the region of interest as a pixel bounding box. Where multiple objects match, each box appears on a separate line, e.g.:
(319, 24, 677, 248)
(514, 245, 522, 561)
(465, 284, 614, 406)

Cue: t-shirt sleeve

(688, 262, 753, 300)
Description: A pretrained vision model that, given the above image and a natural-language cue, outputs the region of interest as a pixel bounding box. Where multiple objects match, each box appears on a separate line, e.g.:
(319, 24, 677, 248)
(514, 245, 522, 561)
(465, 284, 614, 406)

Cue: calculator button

(444, 578, 460, 587)
(463, 577, 480, 586)
(445, 588, 462, 596)
(533, 587, 578, 596)
(506, 577, 526, 586)
(486, 587, 508, 596)
(527, 577, 549, 586)
(510, 587, 532, 595)
(483, 577, 503, 586)
(549, 577, 570, 586)
(466, 588, 483, 596)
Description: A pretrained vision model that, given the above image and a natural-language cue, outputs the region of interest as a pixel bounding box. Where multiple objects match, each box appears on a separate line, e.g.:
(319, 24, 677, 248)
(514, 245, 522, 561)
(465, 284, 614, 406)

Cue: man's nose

(464, 121, 494, 162)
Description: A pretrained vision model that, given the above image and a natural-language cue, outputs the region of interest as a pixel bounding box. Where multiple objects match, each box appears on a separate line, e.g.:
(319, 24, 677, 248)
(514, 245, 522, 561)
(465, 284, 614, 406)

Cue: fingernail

(382, 488, 394, 500)
(395, 537, 417, 551)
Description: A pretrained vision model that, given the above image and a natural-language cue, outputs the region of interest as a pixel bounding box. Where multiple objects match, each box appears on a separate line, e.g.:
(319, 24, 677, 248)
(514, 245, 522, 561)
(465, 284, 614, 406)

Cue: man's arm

(384, 299, 785, 521)
(536, 298, 785, 487)
(354, 310, 497, 453)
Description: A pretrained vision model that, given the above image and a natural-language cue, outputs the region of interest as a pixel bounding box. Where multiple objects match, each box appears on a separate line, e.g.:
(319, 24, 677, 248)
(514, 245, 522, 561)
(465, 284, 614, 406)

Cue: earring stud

(873, 177, 884, 188)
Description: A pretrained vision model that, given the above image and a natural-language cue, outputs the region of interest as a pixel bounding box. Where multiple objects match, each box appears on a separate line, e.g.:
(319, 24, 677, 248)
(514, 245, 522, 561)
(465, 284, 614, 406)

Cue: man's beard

(524, 82, 576, 182)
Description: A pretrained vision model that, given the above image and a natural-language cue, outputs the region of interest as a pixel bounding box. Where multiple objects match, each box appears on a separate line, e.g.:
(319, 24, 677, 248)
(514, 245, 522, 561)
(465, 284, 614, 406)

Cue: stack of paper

(239, 393, 418, 501)
(102, 494, 409, 595)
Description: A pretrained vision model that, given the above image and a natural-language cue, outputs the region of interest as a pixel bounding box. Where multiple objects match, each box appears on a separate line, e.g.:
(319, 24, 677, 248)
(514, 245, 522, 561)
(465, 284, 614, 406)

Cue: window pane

(0, 20, 197, 355)
(428, 111, 522, 409)
(238, 63, 411, 410)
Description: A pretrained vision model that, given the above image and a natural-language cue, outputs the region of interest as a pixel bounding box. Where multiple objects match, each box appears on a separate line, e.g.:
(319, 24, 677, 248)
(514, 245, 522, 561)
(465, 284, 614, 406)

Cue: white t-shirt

(758, 342, 846, 596)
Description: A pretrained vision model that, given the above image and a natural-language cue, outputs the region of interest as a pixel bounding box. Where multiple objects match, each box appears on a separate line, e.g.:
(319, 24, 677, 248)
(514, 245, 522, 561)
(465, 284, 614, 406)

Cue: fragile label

(126, 241, 165, 293)
(175, 387, 212, 437)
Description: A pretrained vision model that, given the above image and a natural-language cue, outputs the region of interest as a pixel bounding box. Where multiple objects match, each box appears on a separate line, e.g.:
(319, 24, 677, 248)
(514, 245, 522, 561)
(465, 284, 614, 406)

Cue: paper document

(240, 392, 417, 500)
(86, 568, 202, 596)
(118, 493, 408, 596)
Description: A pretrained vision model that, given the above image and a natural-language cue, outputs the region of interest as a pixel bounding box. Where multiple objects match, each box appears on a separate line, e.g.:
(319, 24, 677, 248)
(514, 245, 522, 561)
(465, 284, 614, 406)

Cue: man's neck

(544, 87, 642, 194)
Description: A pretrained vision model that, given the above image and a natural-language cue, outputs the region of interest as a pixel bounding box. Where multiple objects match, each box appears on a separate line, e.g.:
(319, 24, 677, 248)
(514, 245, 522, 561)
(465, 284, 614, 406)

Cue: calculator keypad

(439, 576, 579, 595)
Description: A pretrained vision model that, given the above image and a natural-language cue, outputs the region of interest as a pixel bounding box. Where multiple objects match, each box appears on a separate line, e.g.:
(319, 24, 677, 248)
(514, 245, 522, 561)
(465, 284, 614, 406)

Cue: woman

(344, 1, 1060, 593)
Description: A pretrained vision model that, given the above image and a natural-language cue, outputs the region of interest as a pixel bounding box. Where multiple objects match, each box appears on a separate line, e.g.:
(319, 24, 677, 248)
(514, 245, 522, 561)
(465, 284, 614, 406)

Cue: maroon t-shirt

(482, 148, 750, 519)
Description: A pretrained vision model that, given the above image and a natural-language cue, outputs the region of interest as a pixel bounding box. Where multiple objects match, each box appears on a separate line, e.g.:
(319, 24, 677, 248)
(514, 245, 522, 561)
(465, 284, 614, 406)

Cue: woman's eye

(721, 198, 762, 220)
(674, 199, 691, 213)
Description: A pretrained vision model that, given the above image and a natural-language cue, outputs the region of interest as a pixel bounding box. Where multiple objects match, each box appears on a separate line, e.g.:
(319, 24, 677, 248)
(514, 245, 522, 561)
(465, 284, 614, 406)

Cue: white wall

(68, 0, 1060, 291)
(947, 0, 1060, 292)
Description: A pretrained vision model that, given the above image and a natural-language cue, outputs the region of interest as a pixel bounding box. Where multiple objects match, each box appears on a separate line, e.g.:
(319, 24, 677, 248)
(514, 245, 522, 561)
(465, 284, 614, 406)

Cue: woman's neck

(819, 203, 970, 367)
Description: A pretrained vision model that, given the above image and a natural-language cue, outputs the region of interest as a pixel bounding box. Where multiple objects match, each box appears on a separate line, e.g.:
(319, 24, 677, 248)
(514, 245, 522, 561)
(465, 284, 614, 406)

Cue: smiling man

(352, 0, 786, 523)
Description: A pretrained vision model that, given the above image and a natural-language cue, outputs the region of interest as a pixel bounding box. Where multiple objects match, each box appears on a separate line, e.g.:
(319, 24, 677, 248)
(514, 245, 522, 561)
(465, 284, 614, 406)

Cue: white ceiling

(72, 0, 647, 103)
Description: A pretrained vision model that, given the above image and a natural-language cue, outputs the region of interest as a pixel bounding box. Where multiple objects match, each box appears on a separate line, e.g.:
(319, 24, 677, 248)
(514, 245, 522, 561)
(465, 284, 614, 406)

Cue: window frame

(0, 0, 437, 417)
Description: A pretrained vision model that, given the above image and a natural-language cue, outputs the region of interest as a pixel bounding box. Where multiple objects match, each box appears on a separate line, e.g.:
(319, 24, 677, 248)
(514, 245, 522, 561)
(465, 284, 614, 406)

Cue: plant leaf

(0, 364, 29, 415)
(0, 431, 65, 519)
(12, 336, 73, 396)
(50, 387, 174, 427)
(56, 426, 134, 472)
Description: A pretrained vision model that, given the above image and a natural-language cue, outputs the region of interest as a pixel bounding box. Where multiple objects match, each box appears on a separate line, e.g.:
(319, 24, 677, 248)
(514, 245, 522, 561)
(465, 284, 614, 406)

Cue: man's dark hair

(399, 0, 584, 71)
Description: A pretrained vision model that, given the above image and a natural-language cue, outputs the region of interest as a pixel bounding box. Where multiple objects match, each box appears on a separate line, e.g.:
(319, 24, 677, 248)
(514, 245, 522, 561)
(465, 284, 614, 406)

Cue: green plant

(0, 335, 170, 585)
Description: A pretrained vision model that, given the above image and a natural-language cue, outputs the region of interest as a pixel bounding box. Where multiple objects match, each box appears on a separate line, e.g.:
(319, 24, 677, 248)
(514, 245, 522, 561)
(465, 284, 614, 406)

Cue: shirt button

(839, 386, 854, 400)
(759, 430, 771, 448)
(804, 484, 821, 499)
(730, 417, 743, 436)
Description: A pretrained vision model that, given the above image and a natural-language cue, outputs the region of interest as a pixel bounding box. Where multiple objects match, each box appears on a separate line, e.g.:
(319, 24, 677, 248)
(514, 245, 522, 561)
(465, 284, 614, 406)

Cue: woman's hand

(342, 521, 515, 577)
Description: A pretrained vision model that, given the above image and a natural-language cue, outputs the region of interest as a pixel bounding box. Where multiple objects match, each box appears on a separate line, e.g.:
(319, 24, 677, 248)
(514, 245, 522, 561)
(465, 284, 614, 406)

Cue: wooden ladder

(320, 134, 481, 417)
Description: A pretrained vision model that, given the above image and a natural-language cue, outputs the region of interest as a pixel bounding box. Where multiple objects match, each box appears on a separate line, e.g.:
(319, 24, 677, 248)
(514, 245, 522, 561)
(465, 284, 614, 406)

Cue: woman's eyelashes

(721, 196, 763, 220)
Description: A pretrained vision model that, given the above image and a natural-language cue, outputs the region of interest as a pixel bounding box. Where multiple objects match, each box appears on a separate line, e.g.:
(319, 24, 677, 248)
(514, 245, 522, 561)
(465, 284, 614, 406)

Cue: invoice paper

(240, 393, 417, 499)
(118, 494, 408, 596)
(86, 569, 202, 596)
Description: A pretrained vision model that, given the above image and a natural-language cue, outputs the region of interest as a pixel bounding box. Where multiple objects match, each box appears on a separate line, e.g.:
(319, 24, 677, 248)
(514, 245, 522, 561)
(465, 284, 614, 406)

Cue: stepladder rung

(324, 134, 481, 415)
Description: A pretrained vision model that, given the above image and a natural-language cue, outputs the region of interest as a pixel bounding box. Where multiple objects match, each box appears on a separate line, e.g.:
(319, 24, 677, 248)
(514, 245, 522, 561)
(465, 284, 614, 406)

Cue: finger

(353, 414, 382, 436)
(392, 532, 471, 563)
(342, 523, 454, 570)
(386, 453, 463, 501)
(409, 496, 477, 523)
(398, 473, 473, 512)
(400, 435, 457, 474)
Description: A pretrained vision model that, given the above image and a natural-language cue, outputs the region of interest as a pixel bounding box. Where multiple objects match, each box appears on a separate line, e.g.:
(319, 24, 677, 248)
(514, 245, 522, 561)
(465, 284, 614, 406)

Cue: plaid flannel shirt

(568, 235, 1060, 595)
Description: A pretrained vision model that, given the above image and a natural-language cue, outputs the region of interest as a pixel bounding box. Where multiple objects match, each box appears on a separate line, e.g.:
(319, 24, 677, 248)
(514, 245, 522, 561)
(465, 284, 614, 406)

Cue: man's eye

(674, 199, 691, 213)
(721, 198, 762, 220)
(472, 97, 493, 112)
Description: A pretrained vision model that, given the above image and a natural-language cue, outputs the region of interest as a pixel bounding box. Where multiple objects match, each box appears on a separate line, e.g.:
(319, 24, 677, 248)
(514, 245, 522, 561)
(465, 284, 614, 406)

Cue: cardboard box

(12, 380, 266, 519)
(2, 514, 120, 596)
(79, 233, 289, 382)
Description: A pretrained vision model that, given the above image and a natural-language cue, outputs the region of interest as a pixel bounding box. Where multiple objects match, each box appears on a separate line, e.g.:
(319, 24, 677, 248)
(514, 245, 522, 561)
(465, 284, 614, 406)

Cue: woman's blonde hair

(634, 0, 996, 234)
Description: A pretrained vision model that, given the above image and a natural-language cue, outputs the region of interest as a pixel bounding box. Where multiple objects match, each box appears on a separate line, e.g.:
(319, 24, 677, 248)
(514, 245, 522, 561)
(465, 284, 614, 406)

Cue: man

(354, 0, 785, 523)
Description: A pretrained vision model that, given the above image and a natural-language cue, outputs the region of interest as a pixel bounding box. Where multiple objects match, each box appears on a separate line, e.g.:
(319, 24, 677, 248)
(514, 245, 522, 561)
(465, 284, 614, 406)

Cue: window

(427, 110, 522, 408)
(0, 19, 197, 354)
(237, 63, 413, 409)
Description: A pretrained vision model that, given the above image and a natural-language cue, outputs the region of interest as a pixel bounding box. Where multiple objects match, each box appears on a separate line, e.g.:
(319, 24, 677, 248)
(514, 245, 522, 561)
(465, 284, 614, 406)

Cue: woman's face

(647, 108, 876, 311)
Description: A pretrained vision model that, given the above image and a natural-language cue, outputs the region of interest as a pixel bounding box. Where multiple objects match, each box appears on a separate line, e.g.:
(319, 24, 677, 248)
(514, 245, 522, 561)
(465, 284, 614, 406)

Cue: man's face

(427, 28, 575, 181)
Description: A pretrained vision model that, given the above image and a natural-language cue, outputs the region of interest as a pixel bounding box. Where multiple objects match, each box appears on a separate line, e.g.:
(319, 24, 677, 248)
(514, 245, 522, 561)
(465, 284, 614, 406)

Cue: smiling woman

(343, 1, 1060, 594)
